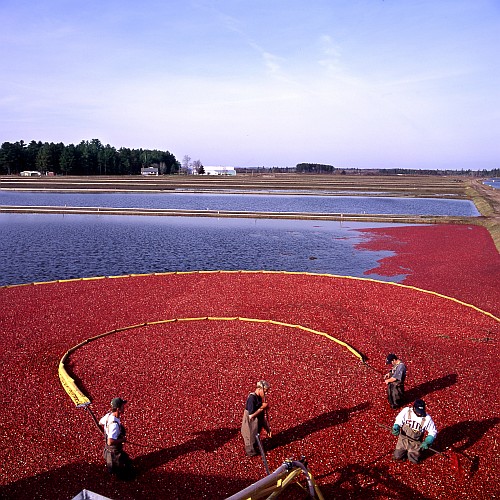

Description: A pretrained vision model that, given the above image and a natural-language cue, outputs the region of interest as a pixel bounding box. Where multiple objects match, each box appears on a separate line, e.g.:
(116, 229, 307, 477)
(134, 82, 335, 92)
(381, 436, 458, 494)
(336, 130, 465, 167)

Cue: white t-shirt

(99, 412, 121, 440)
(395, 407, 437, 438)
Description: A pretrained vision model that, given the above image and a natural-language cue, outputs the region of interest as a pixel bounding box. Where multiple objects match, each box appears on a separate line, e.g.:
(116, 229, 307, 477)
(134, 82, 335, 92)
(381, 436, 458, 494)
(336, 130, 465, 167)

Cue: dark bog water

(0, 191, 479, 216)
(0, 213, 409, 286)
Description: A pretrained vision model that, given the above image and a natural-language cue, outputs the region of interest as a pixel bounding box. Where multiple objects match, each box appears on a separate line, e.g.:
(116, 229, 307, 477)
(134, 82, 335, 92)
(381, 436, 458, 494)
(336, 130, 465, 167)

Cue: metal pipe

(225, 464, 289, 500)
(225, 460, 316, 500)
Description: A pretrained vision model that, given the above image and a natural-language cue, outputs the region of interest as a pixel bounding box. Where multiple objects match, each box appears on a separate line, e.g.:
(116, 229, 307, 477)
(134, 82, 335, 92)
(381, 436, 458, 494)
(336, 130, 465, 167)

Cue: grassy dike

(466, 179, 500, 253)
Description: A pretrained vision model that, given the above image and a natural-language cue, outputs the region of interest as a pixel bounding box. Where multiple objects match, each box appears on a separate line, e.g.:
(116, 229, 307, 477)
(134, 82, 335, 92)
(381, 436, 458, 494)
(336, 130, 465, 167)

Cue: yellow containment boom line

(58, 316, 363, 407)
(58, 359, 90, 407)
(4, 270, 498, 322)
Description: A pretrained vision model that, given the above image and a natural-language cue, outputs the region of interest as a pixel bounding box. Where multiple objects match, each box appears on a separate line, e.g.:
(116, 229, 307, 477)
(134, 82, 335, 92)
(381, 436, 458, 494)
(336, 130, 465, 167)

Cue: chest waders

(103, 414, 126, 474)
(394, 409, 427, 464)
(387, 364, 405, 408)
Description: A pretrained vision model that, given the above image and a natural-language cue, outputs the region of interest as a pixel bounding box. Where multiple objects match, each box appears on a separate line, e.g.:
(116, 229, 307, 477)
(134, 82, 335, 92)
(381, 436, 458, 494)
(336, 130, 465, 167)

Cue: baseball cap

(386, 353, 397, 364)
(413, 399, 426, 417)
(111, 397, 127, 409)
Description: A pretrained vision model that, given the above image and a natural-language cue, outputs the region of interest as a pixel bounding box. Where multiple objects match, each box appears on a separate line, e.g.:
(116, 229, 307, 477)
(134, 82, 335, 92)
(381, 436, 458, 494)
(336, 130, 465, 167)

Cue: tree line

(0, 139, 179, 176)
(296, 162, 500, 177)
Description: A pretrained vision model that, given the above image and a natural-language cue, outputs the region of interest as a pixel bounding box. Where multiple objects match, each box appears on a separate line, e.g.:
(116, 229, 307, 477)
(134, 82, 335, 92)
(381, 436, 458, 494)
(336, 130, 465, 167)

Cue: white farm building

(202, 166, 236, 176)
(141, 167, 159, 176)
(20, 170, 41, 176)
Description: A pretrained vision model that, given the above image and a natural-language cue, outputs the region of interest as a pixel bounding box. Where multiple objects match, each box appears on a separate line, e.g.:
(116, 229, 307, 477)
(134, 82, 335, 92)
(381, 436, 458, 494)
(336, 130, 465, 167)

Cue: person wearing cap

(391, 399, 437, 464)
(384, 353, 407, 409)
(98, 397, 134, 479)
(240, 380, 272, 456)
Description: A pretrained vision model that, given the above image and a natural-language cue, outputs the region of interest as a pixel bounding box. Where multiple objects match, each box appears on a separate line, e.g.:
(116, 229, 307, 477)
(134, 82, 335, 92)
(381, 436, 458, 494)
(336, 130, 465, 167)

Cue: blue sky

(1, 0, 499, 169)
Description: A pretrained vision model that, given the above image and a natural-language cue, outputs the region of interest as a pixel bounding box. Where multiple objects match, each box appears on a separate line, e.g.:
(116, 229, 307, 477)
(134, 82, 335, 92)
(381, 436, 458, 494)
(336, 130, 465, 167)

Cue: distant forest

(0, 139, 179, 175)
(295, 163, 500, 177)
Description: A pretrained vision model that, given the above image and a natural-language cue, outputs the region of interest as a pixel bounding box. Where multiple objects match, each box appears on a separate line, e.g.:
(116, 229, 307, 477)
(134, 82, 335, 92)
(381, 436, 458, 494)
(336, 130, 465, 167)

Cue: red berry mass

(0, 223, 498, 499)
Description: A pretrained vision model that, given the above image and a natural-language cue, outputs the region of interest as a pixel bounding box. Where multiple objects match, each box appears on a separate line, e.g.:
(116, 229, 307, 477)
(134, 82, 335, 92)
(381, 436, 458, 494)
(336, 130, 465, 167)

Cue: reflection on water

(483, 178, 500, 190)
(0, 213, 408, 286)
(0, 191, 479, 216)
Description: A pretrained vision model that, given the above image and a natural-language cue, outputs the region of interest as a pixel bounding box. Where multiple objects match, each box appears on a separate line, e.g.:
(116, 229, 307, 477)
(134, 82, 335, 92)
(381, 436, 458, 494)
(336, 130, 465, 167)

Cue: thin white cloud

(317, 34, 342, 72)
(261, 51, 282, 75)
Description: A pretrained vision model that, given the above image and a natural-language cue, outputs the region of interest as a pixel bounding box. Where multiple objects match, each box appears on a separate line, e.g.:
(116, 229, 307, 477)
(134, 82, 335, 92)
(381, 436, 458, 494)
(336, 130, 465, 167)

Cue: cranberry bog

(0, 224, 499, 500)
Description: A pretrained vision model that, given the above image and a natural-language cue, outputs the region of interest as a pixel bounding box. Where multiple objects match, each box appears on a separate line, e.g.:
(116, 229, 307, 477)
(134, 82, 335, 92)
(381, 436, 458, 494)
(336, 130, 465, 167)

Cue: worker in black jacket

(240, 380, 271, 456)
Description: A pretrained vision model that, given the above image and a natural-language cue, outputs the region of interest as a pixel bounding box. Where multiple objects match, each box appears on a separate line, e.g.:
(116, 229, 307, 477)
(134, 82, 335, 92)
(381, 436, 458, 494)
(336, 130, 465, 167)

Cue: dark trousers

(103, 444, 134, 480)
(387, 382, 404, 408)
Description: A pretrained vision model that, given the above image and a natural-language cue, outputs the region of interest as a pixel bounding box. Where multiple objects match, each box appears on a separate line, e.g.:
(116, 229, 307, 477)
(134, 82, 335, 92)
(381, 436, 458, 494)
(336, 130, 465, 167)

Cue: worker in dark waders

(241, 380, 272, 456)
(99, 397, 135, 480)
(384, 353, 407, 409)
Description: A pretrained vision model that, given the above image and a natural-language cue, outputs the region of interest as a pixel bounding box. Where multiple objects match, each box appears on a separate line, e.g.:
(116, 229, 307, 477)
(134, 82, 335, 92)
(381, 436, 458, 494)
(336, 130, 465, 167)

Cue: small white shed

(20, 170, 41, 176)
(141, 167, 159, 176)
